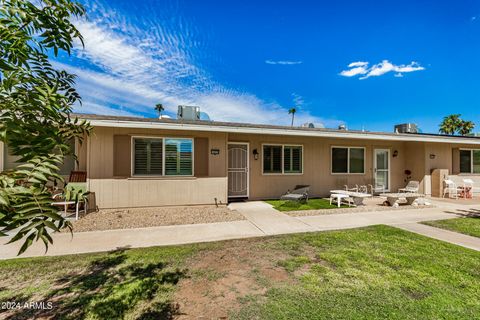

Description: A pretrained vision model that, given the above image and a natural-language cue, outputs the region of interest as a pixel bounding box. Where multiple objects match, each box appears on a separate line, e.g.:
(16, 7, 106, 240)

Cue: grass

(0, 243, 214, 320)
(265, 198, 348, 211)
(422, 217, 480, 238)
(1, 225, 480, 319)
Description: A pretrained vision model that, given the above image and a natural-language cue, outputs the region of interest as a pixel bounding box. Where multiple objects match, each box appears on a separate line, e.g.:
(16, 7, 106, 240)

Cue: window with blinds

(263, 144, 303, 174)
(284, 146, 302, 173)
(133, 137, 193, 176)
(134, 138, 163, 175)
(165, 139, 193, 176)
(263, 145, 282, 173)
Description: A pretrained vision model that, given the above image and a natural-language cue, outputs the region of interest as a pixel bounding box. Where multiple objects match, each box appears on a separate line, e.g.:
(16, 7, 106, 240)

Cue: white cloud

(339, 60, 425, 80)
(73, 101, 139, 117)
(339, 66, 368, 77)
(291, 93, 305, 107)
(59, 2, 340, 127)
(265, 60, 303, 65)
(348, 61, 368, 67)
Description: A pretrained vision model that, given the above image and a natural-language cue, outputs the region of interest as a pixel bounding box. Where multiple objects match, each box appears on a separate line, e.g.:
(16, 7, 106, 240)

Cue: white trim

(330, 146, 366, 175)
(373, 148, 391, 192)
(86, 118, 480, 145)
(130, 135, 194, 177)
(227, 142, 250, 198)
(261, 143, 304, 175)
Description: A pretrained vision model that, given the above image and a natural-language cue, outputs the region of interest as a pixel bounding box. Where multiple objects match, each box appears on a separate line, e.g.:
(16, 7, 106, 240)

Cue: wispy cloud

(265, 60, 303, 65)
(339, 60, 425, 80)
(291, 93, 305, 107)
(58, 1, 339, 126)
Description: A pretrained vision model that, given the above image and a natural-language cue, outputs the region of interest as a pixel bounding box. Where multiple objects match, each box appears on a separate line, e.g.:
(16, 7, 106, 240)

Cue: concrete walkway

(228, 201, 315, 235)
(0, 221, 264, 260)
(1, 201, 478, 260)
(395, 222, 480, 251)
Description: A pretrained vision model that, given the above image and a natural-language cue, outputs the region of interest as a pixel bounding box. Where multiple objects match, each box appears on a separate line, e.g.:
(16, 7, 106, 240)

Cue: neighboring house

(1, 113, 480, 208)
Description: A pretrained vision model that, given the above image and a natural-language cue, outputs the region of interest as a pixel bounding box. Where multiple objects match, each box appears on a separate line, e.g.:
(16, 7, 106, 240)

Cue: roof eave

(87, 118, 480, 145)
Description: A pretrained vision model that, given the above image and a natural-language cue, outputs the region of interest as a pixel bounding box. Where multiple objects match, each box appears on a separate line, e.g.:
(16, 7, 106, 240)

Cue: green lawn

(265, 198, 348, 211)
(423, 217, 480, 238)
(1, 225, 480, 319)
(0, 244, 210, 319)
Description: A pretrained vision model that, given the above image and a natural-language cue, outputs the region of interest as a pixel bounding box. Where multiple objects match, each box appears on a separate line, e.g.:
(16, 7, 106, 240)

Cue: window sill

(330, 172, 366, 175)
(127, 176, 197, 180)
(262, 173, 304, 176)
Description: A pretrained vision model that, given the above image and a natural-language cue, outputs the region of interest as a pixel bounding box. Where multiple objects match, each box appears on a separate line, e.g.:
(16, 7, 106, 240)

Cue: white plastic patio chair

(443, 179, 461, 199)
(344, 185, 358, 192)
(368, 184, 385, 195)
(399, 180, 420, 193)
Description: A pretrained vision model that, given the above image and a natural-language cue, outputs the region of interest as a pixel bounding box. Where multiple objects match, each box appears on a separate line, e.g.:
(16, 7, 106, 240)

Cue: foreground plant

(0, 0, 91, 254)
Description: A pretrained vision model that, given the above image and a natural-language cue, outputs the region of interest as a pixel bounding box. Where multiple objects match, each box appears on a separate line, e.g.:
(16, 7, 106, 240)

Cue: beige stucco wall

(402, 142, 480, 196)
(84, 127, 228, 208)
(228, 133, 408, 199)
(82, 125, 480, 207)
(90, 177, 227, 208)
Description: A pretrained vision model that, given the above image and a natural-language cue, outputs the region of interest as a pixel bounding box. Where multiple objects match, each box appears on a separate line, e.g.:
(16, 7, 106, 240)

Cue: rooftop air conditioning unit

(177, 105, 200, 121)
(394, 123, 418, 134)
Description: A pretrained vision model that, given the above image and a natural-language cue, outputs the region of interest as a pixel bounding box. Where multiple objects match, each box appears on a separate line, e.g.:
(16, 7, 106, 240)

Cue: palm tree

(458, 120, 475, 136)
(155, 103, 164, 118)
(439, 114, 461, 135)
(288, 107, 297, 127)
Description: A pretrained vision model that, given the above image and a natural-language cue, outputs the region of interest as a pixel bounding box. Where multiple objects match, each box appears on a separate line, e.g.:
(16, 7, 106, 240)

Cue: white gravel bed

(286, 198, 435, 217)
(67, 205, 245, 232)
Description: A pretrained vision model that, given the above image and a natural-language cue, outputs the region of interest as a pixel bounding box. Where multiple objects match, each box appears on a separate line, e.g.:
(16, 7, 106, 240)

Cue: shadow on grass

(444, 207, 480, 218)
(2, 248, 185, 320)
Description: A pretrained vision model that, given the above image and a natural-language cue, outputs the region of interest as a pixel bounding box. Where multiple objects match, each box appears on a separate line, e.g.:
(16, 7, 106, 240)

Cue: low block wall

(88, 177, 228, 209)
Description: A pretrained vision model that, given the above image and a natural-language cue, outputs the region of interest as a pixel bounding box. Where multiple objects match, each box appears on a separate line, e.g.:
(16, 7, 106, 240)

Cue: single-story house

(2, 112, 480, 209)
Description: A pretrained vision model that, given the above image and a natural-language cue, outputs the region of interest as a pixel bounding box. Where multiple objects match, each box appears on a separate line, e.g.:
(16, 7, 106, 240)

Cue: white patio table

(330, 190, 372, 206)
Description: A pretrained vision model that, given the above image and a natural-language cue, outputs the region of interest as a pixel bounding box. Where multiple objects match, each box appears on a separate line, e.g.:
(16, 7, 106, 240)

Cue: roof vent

(394, 123, 418, 134)
(177, 105, 200, 121)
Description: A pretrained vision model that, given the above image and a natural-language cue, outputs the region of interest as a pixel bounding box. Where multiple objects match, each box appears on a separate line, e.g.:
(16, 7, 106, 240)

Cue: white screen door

(228, 143, 249, 198)
(374, 149, 390, 192)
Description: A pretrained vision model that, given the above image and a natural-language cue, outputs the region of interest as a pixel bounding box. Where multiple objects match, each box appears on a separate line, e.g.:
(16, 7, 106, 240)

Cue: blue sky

(57, 0, 480, 133)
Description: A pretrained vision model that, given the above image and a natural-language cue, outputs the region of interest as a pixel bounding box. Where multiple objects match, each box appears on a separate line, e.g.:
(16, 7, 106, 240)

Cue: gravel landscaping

(284, 197, 435, 217)
(67, 205, 245, 232)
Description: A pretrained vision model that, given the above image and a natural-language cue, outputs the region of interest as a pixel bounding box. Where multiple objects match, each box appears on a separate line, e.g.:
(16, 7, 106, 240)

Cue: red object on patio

(460, 186, 472, 199)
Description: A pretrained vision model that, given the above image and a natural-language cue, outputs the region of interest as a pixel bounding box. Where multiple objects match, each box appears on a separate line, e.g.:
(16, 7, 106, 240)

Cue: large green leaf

(0, 0, 90, 255)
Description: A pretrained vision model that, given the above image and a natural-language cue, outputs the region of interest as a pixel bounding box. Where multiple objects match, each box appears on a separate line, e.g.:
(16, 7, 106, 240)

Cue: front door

(374, 149, 390, 192)
(228, 143, 249, 198)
